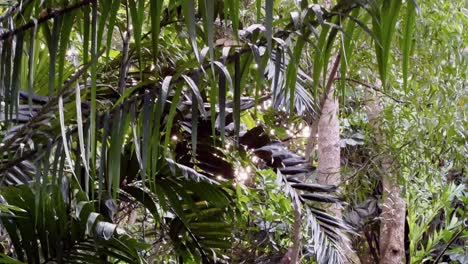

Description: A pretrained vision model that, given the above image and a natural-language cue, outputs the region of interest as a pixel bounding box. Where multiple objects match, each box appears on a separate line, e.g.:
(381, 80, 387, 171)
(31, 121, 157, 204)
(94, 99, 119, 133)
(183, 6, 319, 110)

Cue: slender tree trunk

(313, 3, 361, 264)
(365, 83, 406, 264)
(315, 59, 361, 264)
(317, 0, 341, 211)
(313, 55, 364, 264)
(317, 82, 341, 211)
(283, 202, 302, 264)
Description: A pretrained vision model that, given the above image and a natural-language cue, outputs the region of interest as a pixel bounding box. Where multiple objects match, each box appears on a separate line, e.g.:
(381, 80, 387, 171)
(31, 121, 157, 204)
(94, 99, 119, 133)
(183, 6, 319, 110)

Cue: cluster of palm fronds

(0, 0, 418, 263)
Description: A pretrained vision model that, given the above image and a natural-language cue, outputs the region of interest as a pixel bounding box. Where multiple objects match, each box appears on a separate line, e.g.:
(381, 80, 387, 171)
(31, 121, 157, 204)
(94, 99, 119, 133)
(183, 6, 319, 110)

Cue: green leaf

(113, 80, 154, 107)
(81, 5, 91, 64)
(108, 107, 124, 197)
(182, 74, 207, 117)
(373, 0, 403, 87)
(58, 95, 80, 190)
(182, 0, 201, 63)
(128, 0, 145, 79)
(227, 0, 240, 38)
(150, 0, 164, 68)
(57, 11, 76, 86)
(203, 0, 215, 66)
(273, 47, 282, 104)
(97, 0, 112, 48)
(339, 8, 360, 105)
(164, 84, 183, 156)
(142, 90, 153, 189)
(286, 37, 305, 114)
(105, 0, 121, 56)
(124, 185, 160, 220)
(0, 254, 25, 264)
(213, 61, 233, 144)
(89, 0, 99, 196)
(49, 17, 61, 96)
(191, 91, 199, 161)
(11, 32, 24, 120)
(99, 113, 110, 202)
(402, 0, 416, 93)
(233, 51, 241, 144)
(1, 38, 12, 122)
(265, 0, 274, 56)
(152, 76, 172, 172)
(27, 20, 38, 114)
(75, 79, 90, 195)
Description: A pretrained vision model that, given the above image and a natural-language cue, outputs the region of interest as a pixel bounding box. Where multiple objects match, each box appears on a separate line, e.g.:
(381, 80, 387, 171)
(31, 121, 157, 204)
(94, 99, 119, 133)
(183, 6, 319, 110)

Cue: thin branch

(335, 77, 410, 104)
(433, 229, 463, 263)
(0, 0, 96, 41)
(306, 53, 341, 126)
(342, 151, 384, 183)
(0, 0, 34, 24)
(321, 54, 342, 111)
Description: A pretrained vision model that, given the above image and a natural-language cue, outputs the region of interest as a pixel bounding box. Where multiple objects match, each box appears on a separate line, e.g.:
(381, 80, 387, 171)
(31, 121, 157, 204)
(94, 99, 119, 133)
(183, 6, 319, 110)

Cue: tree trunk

(317, 0, 342, 214)
(313, 3, 361, 264)
(313, 54, 363, 264)
(317, 84, 341, 213)
(365, 83, 406, 264)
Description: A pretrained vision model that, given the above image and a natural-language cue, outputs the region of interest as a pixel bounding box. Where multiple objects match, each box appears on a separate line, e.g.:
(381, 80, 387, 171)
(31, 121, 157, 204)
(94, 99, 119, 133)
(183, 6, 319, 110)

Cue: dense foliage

(0, 0, 466, 263)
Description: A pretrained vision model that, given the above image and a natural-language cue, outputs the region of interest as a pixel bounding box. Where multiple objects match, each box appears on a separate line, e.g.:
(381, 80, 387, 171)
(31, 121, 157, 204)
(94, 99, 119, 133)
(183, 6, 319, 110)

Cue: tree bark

(365, 83, 406, 264)
(313, 54, 363, 264)
(314, 3, 361, 264)
(317, 83, 341, 214)
(282, 202, 302, 264)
